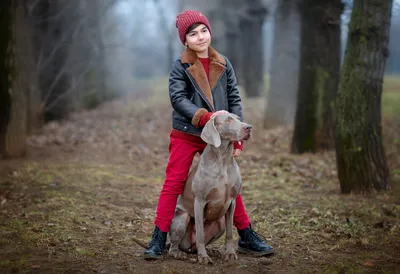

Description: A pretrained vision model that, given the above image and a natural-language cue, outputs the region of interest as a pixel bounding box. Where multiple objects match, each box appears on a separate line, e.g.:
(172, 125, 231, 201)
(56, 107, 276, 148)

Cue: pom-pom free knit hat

(175, 10, 212, 45)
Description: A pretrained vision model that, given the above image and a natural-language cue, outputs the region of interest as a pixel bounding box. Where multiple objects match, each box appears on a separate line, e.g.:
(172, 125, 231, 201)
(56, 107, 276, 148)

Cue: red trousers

(155, 130, 251, 232)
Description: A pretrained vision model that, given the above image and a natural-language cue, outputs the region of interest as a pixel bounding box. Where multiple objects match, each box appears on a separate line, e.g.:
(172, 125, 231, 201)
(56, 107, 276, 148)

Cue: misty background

(109, 0, 400, 89)
(6, 0, 398, 127)
(1, 1, 400, 272)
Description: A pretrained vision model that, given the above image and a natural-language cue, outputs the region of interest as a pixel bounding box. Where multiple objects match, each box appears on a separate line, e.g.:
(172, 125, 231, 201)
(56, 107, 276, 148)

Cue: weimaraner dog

(168, 111, 252, 264)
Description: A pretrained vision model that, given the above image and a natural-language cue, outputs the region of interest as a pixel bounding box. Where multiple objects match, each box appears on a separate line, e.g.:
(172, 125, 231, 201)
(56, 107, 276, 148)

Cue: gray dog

(168, 112, 252, 264)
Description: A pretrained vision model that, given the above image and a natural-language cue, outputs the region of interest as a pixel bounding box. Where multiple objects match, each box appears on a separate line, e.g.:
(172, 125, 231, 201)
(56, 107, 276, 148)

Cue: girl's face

(185, 24, 211, 54)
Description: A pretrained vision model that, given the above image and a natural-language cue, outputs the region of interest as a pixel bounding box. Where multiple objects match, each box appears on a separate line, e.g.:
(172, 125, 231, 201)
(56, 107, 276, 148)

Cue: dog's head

(200, 112, 252, 147)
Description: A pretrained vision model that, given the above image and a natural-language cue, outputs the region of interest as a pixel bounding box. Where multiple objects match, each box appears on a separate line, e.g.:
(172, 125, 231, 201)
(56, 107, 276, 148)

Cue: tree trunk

(153, 0, 176, 75)
(218, 0, 245, 84)
(0, 1, 28, 158)
(291, 0, 342, 153)
(291, 1, 320, 154)
(265, 0, 301, 128)
(224, 16, 242, 84)
(239, 3, 267, 98)
(20, 1, 43, 135)
(225, 31, 242, 84)
(0, 0, 13, 157)
(94, 1, 107, 102)
(314, 0, 343, 150)
(334, 0, 392, 193)
(167, 31, 175, 73)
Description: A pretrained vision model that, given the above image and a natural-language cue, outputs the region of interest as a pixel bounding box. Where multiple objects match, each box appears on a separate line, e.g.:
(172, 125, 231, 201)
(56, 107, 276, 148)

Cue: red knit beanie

(175, 10, 212, 45)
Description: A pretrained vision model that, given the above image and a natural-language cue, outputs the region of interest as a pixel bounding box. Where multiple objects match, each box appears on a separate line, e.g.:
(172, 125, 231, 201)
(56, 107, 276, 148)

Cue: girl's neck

(195, 48, 209, 59)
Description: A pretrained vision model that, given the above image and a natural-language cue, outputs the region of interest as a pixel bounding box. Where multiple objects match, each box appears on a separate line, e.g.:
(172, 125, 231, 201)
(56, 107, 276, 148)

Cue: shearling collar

(180, 47, 226, 111)
(180, 46, 226, 65)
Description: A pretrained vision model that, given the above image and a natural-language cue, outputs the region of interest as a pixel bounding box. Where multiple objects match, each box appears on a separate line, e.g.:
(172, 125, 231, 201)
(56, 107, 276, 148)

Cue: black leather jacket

(169, 47, 243, 136)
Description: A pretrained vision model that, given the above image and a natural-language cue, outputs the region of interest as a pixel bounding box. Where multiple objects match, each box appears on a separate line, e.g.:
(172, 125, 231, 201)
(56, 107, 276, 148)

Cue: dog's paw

(224, 248, 238, 261)
(168, 249, 187, 260)
(206, 247, 222, 258)
(197, 254, 213, 264)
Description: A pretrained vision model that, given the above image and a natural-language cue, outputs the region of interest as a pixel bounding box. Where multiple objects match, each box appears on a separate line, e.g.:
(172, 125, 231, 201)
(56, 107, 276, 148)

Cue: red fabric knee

(155, 131, 206, 232)
(233, 194, 251, 230)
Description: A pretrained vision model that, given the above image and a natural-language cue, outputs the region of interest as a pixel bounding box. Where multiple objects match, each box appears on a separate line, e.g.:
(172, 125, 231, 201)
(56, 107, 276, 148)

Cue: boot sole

(144, 253, 162, 260)
(237, 247, 275, 257)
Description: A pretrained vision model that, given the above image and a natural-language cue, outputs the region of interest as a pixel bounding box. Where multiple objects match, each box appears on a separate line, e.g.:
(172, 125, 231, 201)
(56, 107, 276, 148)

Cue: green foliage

(382, 75, 400, 117)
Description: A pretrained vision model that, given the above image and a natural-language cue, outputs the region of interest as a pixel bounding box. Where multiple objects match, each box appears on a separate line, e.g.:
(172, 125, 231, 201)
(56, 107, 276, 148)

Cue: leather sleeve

(225, 57, 243, 121)
(169, 60, 206, 126)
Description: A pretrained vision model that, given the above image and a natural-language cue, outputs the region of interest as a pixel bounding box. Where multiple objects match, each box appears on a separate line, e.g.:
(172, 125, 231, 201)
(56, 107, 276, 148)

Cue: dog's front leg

(194, 197, 213, 264)
(224, 200, 238, 261)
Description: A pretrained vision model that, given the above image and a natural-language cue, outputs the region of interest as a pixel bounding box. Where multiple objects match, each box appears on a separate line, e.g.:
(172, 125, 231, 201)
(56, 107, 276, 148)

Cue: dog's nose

(244, 125, 252, 131)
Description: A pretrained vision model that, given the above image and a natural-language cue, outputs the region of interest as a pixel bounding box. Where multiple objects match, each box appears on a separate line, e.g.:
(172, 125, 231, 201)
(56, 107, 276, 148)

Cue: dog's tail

(132, 237, 148, 248)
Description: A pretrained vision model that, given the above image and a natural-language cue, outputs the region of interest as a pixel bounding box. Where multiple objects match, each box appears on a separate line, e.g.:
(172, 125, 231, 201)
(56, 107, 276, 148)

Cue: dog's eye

(226, 117, 234, 123)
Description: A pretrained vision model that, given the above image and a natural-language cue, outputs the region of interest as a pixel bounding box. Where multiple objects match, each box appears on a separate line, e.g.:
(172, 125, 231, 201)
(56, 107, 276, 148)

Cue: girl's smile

(185, 24, 211, 57)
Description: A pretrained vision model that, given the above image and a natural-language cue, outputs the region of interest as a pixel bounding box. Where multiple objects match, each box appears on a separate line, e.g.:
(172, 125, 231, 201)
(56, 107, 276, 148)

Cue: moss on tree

(334, 0, 392, 193)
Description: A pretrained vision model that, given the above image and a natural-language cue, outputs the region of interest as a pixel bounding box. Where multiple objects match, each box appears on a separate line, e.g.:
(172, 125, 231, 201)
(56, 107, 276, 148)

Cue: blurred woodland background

(0, 0, 399, 273)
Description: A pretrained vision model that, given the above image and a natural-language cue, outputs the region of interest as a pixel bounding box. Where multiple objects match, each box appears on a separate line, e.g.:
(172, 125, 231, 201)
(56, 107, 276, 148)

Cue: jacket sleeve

(225, 57, 243, 121)
(169, 59, 208, 127)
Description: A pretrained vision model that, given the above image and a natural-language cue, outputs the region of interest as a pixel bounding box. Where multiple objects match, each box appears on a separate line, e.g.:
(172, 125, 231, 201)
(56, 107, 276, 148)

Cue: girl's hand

(233, 149, 242, 157)
(233, 141, 244, 157)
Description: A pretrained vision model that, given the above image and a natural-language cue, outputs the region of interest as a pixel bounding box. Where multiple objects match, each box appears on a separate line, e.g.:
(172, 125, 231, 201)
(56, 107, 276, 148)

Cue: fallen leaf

(363, 260, 376, 267)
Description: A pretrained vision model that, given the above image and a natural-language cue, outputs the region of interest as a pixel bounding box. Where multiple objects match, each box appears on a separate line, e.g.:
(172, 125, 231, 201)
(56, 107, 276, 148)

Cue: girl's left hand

(233, 141, 244, 157)
(233, 149, 242, 157)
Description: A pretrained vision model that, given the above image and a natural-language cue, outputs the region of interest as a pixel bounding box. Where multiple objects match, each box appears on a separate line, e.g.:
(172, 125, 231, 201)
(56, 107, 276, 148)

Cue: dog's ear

(201, 117, 221, 147)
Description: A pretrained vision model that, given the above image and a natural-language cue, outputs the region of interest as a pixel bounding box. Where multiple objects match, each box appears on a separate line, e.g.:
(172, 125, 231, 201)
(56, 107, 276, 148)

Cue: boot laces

(248, 229, 266, 244)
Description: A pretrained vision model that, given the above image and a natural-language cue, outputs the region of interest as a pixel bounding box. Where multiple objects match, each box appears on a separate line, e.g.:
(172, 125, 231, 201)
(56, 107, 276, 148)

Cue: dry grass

(0, 76, 399, 274)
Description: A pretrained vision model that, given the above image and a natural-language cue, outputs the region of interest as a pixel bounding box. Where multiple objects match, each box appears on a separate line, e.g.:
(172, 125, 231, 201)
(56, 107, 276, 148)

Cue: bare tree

(29, 0, 119, 114)
(0, 1, 31, 157)
(222, 0, 244, 83)
(334, 0, 392, 193)
(0, 0, 14, 157)
(152, 0, 179, 74)
(291, 0, 342, 154)
(265, 0, 301, 127)
(239, 0, 268, 98)
(313, 0, 342, 150)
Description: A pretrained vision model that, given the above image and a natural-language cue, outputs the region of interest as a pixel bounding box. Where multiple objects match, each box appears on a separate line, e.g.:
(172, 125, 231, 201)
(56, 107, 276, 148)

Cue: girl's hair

(185, 23, 203, 35)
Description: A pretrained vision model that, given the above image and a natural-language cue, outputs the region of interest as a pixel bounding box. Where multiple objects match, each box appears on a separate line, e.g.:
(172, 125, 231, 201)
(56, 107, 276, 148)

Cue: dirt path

(0, 90, 399, 273)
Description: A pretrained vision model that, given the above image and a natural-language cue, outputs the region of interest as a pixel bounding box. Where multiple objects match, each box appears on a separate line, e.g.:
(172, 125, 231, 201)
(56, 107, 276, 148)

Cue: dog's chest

(204, 173, 238, 221)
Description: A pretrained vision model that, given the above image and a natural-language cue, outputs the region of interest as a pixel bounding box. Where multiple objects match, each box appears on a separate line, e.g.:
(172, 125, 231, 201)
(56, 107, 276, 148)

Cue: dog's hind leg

(168, 209, 190, 260)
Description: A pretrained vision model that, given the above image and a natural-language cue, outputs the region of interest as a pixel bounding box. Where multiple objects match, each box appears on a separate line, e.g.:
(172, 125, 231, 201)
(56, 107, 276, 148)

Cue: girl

(144, 9, 274, 260)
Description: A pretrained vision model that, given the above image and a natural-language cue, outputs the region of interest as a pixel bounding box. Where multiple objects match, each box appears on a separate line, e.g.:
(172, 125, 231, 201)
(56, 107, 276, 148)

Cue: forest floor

(0, 77, 399, 274)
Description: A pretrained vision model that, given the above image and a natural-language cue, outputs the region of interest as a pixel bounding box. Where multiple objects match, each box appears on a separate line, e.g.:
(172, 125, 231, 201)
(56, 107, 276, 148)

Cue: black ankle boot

(144, 226, 167, 260)
(237, 224, 274, 256)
